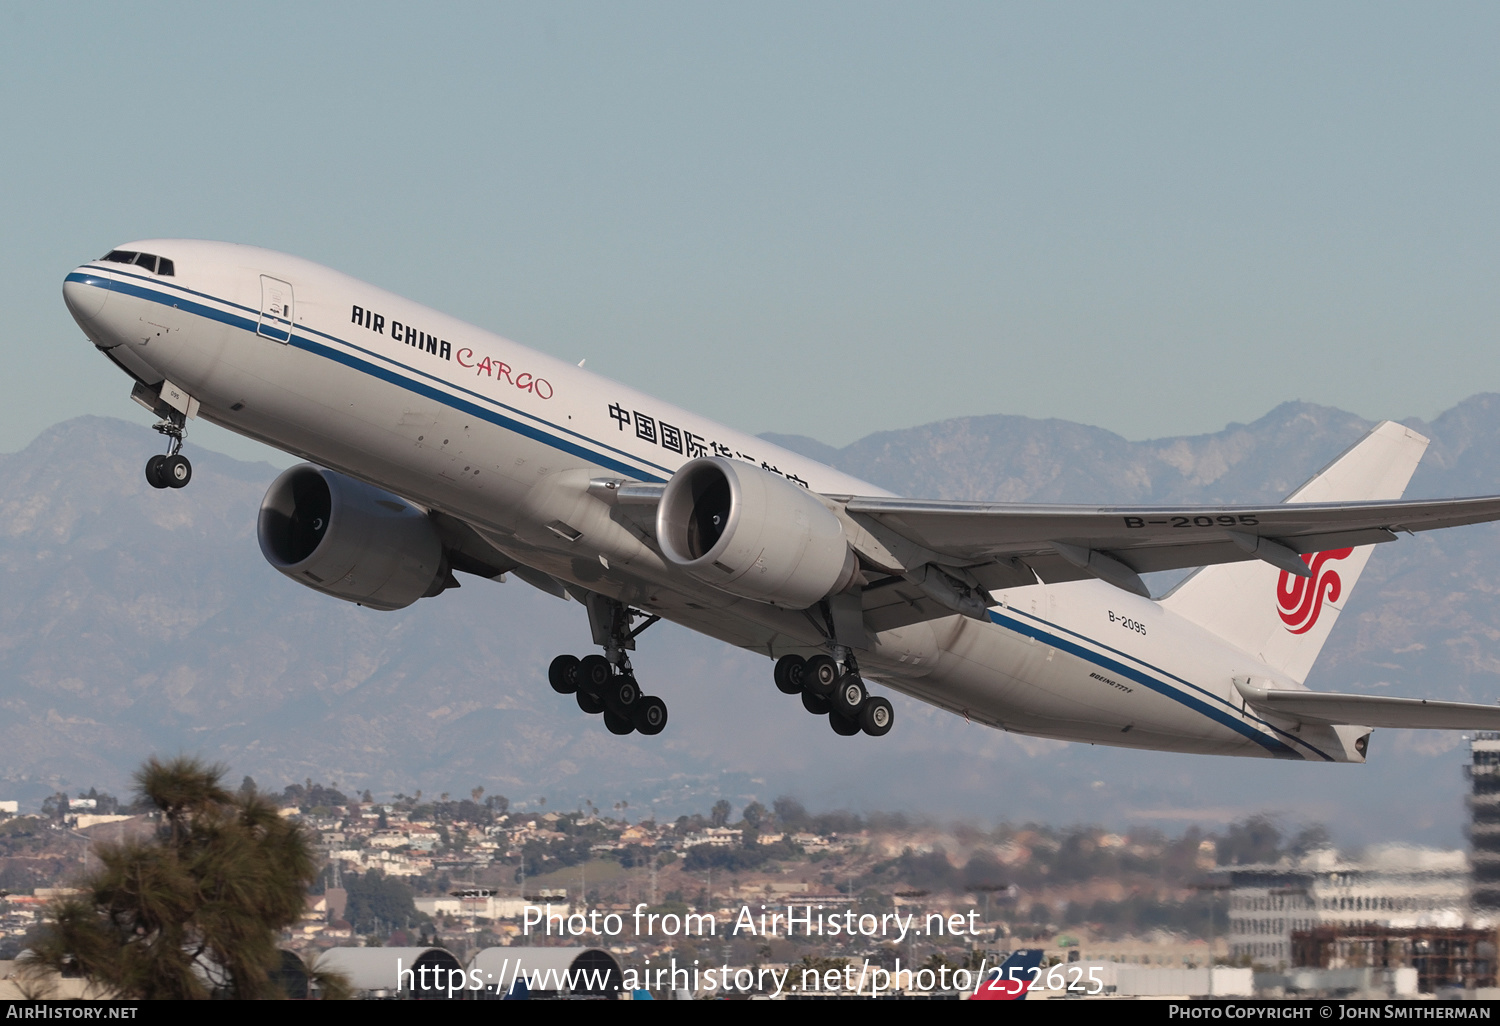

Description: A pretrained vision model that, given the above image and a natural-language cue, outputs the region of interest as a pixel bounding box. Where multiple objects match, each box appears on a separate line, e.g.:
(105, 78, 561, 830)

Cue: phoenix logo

(1276, 548, 1354, 634)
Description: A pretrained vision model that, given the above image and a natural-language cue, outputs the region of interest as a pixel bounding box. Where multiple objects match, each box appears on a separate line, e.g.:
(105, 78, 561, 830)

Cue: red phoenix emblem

(1276, 548, 1354, 634)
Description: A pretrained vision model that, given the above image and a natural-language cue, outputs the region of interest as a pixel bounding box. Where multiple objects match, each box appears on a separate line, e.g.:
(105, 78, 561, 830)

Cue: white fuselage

(62, 240, 1362, 763)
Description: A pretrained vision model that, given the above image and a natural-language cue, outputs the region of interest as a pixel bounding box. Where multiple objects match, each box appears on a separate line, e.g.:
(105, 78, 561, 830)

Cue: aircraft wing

(1234, 680, 1500, 730)
(840, 493, 1500, 598)
(596, 476, 1500, 627)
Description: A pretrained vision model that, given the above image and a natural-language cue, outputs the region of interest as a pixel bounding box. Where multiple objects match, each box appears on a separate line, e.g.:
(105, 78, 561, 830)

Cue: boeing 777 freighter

(60, 241, 1500, 760)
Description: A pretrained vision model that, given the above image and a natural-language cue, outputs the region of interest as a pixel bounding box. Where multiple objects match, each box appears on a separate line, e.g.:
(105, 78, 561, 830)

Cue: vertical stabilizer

(1159, 421, 1428, 683)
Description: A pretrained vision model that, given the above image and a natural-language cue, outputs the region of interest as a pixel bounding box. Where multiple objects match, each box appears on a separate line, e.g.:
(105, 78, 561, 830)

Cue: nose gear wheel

(143, 408, 193, 489)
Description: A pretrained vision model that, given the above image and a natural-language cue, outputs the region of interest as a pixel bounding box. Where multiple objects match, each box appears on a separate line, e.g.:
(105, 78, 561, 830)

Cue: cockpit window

(98, 250, 173, 276)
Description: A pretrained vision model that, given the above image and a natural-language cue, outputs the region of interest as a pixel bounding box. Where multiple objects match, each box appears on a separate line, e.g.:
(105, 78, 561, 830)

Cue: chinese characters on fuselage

(607, 403, 808, 485)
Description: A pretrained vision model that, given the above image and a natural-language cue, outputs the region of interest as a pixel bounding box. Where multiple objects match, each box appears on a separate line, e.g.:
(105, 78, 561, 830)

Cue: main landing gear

(547, 596, 668, 736)
(773, 653, 894, 738)
(144, 410, 192, 490)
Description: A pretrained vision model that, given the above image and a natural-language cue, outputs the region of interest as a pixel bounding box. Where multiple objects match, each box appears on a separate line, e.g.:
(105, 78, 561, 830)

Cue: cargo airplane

(61, 241, 1500, 760)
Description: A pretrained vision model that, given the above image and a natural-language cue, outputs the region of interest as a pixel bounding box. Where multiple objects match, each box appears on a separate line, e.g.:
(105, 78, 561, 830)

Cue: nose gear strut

(133, 381, 196, 490)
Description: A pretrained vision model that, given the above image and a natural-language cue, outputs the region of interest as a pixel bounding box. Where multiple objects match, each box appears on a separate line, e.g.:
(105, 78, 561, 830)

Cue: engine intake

(258, 464, 448, 610)
(656, 457, 855, 609)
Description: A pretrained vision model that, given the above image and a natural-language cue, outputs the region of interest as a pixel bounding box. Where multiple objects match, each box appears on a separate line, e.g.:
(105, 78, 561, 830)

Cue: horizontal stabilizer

(1235, 679, 1500, 730)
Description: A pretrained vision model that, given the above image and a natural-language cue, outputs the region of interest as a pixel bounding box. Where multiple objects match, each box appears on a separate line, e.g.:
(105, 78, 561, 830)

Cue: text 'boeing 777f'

(61, 241, 1500, 760)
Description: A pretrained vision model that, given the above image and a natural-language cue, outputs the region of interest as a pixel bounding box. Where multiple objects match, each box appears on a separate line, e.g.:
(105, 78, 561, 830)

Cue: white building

(414, 889, 561, 920)
(1225, 846, 1469, 967)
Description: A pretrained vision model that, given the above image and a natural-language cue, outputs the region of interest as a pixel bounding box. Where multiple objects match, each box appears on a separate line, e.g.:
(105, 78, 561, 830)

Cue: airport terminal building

(1224, 845, 1470, 968)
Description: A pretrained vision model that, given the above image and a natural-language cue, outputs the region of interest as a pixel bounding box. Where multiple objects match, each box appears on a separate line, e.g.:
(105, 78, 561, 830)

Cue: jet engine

(258, 464, 449, 610)
(655, 457, 856, 609)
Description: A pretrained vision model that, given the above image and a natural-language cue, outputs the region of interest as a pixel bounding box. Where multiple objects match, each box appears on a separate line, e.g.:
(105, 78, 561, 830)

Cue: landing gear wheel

(548, 655, 580, 694)
(828, 711, 861, 736)
(633, 696, 668, 735)
(801, 690, 832, 716)
(604, 674, 640, 716)
(578, 654, 612, 693)
(604, 709, 636, 735)
(859, 696, 894, 737)
(145, 455, 169, 489)
(804, 655, 840, 698)
(576, 689, 606, 715)
(773, 655, 807, 695)
(161, 454, 192, 488)
(833, 674, 867, 718)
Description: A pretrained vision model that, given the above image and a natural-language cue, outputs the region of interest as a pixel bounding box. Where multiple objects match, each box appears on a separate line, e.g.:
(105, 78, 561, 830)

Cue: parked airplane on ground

(973, 948, 1047, 1000)
(61, 241, 1500, 759)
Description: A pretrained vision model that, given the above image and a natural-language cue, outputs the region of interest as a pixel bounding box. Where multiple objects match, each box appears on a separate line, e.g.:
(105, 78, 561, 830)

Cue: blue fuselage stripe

(67, 271, 668, 482)
(998, 605, 1335, 761)
(988, 609, 1310, 759)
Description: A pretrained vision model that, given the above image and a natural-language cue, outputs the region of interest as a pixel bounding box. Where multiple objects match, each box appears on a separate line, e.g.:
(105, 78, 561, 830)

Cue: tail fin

(972, 949, 1046, 1000)
(1159, 420, 1428, 683)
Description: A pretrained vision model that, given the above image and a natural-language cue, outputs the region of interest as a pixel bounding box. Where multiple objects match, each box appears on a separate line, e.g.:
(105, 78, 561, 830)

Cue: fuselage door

(257, 275, 295, 343)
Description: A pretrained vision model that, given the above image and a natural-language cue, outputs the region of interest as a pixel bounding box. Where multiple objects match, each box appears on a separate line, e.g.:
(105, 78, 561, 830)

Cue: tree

(40, 793, 69, 821)
(20, 756, 338, 999)
(1218, 815, 1284, 866)
(772, 796, 808, 830)
(343, 870, 423, 935)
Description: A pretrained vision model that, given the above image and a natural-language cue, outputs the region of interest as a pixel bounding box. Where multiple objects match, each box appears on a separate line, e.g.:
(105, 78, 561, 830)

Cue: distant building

(1225, 846, 1469, 967)
(414, 889, 554, 920)
(1290, 924, 1494, 992)
(1468, 732, 1500, 911)
(682, 828, 741, 849)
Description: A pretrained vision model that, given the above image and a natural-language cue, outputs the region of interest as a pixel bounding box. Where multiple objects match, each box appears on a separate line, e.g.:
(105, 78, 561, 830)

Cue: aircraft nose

(62, 270, 110, 328)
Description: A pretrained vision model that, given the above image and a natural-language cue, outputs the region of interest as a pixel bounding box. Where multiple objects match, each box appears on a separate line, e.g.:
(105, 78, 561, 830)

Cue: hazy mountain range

(4, 397, 1500, 847)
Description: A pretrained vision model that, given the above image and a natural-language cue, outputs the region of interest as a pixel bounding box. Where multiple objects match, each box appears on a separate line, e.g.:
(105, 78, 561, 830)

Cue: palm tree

(20, 756, 338, 999)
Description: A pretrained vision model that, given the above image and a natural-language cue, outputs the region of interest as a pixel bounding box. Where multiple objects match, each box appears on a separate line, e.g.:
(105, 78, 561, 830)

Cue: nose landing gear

(547, 595, 668, 736)
(138, 384, 195, 490)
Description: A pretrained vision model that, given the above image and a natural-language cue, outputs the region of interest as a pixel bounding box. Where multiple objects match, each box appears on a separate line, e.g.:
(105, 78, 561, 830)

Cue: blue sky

(5, 2, 1500, 462)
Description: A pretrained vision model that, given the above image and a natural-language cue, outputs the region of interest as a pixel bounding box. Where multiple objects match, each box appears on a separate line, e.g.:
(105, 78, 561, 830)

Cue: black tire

(828, 711, 861, 736)
(162, 454, 192, 488)
(605, 673, 640, 715)
(633, 696, 668, 735)
(576, 689, 606, 715)
(578, 654, 612, 693)
(773, 654, 807, 695)
(145, 455, 168, 489)
(548, 654, 580, 694)
(801, 690, 832, 716)
(860, 696, 894, 737)
(804, 655, 839, 697)
(833, 674, 867, 718)
(604, 709, 636, 735)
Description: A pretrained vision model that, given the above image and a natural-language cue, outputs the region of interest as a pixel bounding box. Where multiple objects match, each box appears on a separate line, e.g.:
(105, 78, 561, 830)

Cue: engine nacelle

(656, 457, 856, 609)
(258, 464, 447, 611)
